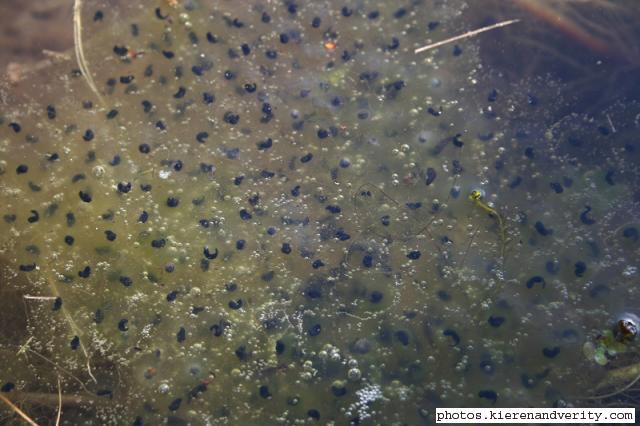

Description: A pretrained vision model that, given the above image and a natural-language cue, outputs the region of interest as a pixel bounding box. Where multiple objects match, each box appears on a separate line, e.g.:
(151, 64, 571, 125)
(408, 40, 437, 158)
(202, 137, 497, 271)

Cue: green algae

(0, 0, 639, 424)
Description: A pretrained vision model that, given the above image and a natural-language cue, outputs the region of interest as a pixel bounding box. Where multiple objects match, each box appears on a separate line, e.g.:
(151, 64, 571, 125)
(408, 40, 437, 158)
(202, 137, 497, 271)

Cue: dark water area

(0, 0, 639, 424)
(476, 1, 640, 119)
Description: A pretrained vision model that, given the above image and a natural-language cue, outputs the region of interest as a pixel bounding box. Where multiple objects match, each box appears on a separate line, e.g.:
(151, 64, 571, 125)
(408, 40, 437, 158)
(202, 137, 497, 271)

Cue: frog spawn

(0, 0, 639, 424)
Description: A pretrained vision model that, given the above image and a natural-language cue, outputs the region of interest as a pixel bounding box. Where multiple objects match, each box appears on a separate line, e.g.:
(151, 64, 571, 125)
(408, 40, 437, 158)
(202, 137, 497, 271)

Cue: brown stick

(0, 393, 38, 426)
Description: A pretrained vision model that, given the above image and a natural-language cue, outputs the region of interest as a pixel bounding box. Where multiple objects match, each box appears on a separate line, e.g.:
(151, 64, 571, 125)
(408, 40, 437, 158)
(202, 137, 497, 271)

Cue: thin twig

(460, 225, 480, 268)
(0, 393, 38, 426)
(14, 345, 93, 395)
(16, 336, 34, 357)
(42, 49, 71, 61)
(73, 0, 104, 104)
(83, 348, 98, 385)
(338, 311, 368, 321)
(56, 376, 62, 426)
(415, 19, 521, 54)
(23, 295, 57, 301)
(606, 114, 617, 133)
(38, 269, 98, 385)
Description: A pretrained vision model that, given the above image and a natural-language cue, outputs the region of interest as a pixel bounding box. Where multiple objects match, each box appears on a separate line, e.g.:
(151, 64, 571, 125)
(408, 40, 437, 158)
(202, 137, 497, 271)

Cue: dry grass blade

(73, 0, 104, 104)
(415, 19, 521, 54)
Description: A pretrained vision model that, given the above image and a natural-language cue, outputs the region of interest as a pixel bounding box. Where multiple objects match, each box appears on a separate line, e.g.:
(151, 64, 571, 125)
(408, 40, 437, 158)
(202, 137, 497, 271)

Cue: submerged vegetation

(0, 0, 639, 423)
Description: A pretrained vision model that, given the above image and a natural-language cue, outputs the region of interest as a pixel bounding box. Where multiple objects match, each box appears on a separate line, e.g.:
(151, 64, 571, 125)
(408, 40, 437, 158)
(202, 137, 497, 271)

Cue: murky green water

(1, 0, 639, 424)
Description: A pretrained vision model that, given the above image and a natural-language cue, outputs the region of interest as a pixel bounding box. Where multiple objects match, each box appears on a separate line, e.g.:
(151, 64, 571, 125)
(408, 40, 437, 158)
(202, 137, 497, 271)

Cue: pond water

(0, 0, 639, 424)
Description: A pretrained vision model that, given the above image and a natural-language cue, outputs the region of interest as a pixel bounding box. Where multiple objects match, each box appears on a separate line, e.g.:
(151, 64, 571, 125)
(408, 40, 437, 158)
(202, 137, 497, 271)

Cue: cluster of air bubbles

(318, 343, 342, 362)
(345, 384, 386, 420)
(300, 360, 318, 381)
